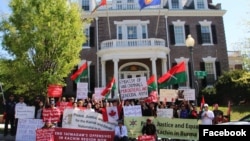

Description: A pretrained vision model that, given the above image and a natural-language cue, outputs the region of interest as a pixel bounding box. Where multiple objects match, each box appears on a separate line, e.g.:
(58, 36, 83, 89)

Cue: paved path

(0, 124, 15, 141)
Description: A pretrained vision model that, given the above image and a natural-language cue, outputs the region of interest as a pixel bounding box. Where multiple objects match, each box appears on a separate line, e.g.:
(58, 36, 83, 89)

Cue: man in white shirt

(15, 96, 27, 134)
(114, 120, 128, 141)
(201, 104, 214, 125)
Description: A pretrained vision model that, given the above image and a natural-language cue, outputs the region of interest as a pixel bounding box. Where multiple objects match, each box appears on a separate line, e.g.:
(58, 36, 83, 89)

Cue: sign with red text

(42, 108, 61, 122)
(36, 128, 54, 141)
(119, 77, 148, 100)
(54, 128, 114, 141)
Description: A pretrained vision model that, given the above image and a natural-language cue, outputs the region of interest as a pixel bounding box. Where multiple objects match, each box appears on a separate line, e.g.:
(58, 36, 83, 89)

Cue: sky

(0, 0, 249, 54)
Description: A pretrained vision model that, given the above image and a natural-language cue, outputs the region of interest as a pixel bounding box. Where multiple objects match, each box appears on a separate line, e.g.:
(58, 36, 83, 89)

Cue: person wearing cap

(114, 120, 128, 141)
(141, 118, 157, 140)
(201, 104, 214, 125)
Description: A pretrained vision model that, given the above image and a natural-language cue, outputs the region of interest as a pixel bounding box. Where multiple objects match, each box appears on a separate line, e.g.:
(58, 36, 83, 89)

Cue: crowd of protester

(2, 93, 229, 140)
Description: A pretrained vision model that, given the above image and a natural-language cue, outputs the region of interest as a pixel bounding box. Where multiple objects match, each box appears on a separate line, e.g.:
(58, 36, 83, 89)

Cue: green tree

(0, 0, 85, 97)
(214, 70, 250, 104)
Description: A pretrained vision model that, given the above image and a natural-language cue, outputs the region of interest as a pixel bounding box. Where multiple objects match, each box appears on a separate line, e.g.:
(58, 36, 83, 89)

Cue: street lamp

(185, 34, 196, 105)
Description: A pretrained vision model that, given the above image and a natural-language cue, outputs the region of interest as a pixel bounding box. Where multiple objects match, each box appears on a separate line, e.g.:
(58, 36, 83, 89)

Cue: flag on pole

(91, 0, 107, 14)
(102, 106, 120, 122)
(70, 62, 88, 83)
(101, 77, 116, 99)
(158, 61, 187, 88)
(138, 0, 161, 10)
(200, 95, 205, 111)
(147, 75, 157, 93)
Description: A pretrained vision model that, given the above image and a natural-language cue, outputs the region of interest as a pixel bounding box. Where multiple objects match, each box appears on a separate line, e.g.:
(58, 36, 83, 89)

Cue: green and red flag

(70, 62, 88, 83)
(101, 77, 116, 99)
(91, 0, 107, 14)
(147, 75, 157, 93)
(158, 61, 187, 88)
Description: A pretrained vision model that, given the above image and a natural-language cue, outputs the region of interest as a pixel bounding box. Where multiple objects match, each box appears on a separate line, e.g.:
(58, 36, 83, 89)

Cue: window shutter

(185, 25, 190, 38)
(169, 25, 175, 45)
(89, 27, 95, 47)
(211, 25, 218, 44)
(200, 62, 207, 87)
(215, 61, 221, 79)
(196, 25, 202, 44)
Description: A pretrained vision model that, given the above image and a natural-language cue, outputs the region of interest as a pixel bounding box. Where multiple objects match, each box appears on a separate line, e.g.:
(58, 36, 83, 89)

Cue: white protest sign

(123, 105, 142, 117)
(157, 108, 173, 118)
(159, 89, 178, 102)
(15, 106, 35, 119)
(16, 118, 44, 141)
(93, 87, 105, 100)
(119, 77, 148, 100)
(62, 109, 117, 130)
(179, 88, 195, 101)
(76, 82, 88, 99)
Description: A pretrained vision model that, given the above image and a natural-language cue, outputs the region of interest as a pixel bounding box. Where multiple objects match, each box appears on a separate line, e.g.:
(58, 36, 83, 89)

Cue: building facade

(64, 0, 229, 99)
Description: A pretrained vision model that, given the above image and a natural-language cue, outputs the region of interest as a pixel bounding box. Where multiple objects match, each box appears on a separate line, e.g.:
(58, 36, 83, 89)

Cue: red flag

(158, 61, 187, 88)
(101, 77, 116, 97)
(70, 62, 88, 82)
(200, 95, 205, 111)
(91, 0, 107, 14)
(144, 91, 158, 103)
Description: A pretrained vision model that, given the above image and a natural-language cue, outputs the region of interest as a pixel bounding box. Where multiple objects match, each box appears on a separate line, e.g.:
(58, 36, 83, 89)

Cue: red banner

(54, 128, 114, 141)
(138, 135, 156, 141)
(48, 84, 63, 97)
(36, 128, 54, 141)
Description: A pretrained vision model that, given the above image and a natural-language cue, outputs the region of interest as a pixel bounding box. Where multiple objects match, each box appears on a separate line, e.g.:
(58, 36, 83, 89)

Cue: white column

(113, 58, 119, 98)
(162, 58, 167, 74)
(101, 61, 106, 87)
(150, 57, 157, 83)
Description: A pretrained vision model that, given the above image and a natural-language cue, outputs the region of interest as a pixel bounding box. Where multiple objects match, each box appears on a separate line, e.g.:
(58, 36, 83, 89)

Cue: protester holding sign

(41, 119, 55, 129)
(3, 94, 16, 137)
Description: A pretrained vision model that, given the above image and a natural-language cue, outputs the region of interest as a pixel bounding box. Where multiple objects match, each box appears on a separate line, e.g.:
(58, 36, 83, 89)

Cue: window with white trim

(195, 0, 208, 9)
(114, 20, 149, 39)
(83, 24, 90, 48)
(203, 57, 217, 86)
(82, 0, 90, 10)
(172, 20, 185, 45)
(171, 0, 180, 9)
(199, 20, 213, 45)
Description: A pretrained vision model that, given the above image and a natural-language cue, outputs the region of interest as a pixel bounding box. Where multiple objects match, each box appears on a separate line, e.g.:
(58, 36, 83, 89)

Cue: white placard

(76, 82, 88, 99)
(157, 108, 173, 118)
(159, 89, 178, 102)
(16, 119, 44, 141)
(123, 105, 142, 117)
(15, 106, 35, 119)
(119, 77, 148, 100)
(179, 88, 195, 101)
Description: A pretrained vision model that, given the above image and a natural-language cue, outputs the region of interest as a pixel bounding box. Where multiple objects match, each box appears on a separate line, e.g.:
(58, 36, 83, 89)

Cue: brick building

(64, 0, 229, 99)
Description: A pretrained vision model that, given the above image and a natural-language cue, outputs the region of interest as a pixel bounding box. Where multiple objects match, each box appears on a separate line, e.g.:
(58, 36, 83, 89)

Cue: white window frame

(82, 0, 90, 11)
(194, 0, 208, 9)
(202, 56, 217, 86)
(114, 20, 149, 39)
(169, 0, 182, 9)
(199, 20, 213, 46)
(83, 24, 91, 48)
(172, 20, 186, 46)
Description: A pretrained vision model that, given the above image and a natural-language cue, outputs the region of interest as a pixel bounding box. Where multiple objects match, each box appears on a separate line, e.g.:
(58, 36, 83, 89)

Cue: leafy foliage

(0, 0, 85, 97)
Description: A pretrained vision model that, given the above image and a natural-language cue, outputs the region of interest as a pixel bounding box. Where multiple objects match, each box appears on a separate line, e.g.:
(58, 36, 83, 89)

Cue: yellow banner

(124, 117, 199, 140)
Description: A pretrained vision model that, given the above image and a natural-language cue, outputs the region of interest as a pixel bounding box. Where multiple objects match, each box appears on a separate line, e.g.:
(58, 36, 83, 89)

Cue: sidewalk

(0, 124, 15, 141)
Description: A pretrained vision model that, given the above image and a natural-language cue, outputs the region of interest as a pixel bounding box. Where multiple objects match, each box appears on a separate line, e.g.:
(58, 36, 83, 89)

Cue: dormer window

(195, 0, 208, 9)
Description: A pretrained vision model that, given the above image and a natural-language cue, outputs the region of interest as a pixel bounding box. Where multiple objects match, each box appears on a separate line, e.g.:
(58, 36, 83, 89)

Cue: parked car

(218, 114, 250, 125)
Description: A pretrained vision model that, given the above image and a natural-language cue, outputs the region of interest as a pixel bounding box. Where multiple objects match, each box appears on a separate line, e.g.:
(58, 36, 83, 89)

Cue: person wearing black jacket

(3, 94, 16, 136)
